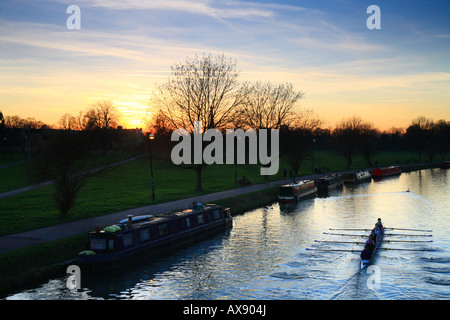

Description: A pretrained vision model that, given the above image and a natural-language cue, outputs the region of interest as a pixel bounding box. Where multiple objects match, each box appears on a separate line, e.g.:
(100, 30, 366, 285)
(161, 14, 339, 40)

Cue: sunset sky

(1, 0, 449, 130)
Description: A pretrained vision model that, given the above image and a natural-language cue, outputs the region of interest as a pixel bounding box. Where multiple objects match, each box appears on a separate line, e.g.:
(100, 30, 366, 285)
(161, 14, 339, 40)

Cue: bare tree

(153, 53, 248, 191)
(94, 100, 119, 130)
(58, 113, 77, 130)
(154, 54, 248, 131)
(234, 81, 304, 129)
(359, 121, 380, 166)
(405, 116, 434, 161)
(280, 109, 323, 178)
(332, 116, 366, 169)
(33, 132, 93, 215)
(84, 100, 120, 154)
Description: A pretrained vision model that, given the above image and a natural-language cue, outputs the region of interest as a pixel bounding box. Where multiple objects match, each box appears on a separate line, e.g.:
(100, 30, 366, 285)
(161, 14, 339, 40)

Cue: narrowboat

(77, 203, 232, 271)
(372, 166, 401, 178)
(343, 170, 371, 184)
(441, 161, 449, 169)
(278, 180, 317, 203)
(315, 173, 343, 193)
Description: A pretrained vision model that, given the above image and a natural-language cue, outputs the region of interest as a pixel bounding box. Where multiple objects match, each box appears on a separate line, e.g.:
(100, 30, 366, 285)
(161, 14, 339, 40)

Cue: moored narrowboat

(77, 203, 232, 271)
(372, 166, 401, 178)
(315, 173, 343, 193)
(343, 170, 371, 184)
(278, 180, 317, 203)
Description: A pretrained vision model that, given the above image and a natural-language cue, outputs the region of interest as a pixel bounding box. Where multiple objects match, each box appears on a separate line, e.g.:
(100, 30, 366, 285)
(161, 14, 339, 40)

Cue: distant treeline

(1, 110, 448, 165)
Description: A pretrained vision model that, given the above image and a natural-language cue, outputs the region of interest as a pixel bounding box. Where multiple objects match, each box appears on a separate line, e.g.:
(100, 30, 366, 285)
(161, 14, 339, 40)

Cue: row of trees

(1, 101, 119, 131)
(330, 116, 449, 169)
(1, 53, 449, 215)
(148, 54, 319, 190)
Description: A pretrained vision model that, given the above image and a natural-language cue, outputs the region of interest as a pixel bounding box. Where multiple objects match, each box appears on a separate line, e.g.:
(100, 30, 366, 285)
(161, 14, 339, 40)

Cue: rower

(375, 218, 383, 229)
(361, 248, 372, 260)
(364, 236, 376, 251)
(369, 229, 377, 244)
(374, 225, 382, 241)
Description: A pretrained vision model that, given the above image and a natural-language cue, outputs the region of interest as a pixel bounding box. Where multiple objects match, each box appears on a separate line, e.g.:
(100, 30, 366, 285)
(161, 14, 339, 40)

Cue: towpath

(0, 175, 322, 254)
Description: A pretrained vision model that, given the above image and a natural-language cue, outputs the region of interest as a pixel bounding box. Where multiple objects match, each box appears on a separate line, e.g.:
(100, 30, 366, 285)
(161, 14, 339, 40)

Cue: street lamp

(148, 133, 155, 201)
(311, 138, 316, 173)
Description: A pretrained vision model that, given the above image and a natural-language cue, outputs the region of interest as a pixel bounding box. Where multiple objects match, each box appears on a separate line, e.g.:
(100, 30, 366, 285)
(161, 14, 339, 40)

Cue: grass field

(0, 150, 418, 236)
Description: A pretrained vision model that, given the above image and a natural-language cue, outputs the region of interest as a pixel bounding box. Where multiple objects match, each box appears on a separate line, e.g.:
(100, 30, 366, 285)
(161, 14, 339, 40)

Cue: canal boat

(315, 173, 343, 193)
(278, 180, 317, 203)
(77, 203, 232, 271)
(361, 228, 384, 269)
(342, 170, 371, 184)
(372, 166, 401, 178)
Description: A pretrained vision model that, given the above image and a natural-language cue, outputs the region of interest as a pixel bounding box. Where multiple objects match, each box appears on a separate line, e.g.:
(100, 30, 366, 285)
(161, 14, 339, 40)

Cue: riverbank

(0, 161, 442, 297)
(0, 186, 279, 297)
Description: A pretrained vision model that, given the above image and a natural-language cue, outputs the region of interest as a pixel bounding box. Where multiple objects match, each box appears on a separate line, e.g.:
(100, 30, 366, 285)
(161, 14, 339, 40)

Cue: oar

(315, 240, 365, 244)
(323, 232, 368, 237)
(378, 248, 437, 252)
(385, 228, 432, 232)
(385, 240, 433, 243)
(329, 228, 371, 231)
(324, 232, 432, 237)
(330, 227, 433, 233)
(315, 239, 433, 244)
(384, 233, 432, 237)
(306, 248, 362, 252)
(306, 247, 436, 253)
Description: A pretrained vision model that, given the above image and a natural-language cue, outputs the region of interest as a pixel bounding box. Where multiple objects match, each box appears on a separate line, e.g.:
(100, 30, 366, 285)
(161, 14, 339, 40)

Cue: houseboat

(372, 166, 401, 178)
(278, 180, 317, 203)
(77, 203, 232, 271)
(343, 170, 371, 184)
(315, 173, 343, 193)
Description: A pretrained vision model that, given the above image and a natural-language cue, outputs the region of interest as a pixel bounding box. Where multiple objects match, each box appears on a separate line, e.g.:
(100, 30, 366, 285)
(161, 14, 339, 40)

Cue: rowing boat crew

(360, 218, 383, 262)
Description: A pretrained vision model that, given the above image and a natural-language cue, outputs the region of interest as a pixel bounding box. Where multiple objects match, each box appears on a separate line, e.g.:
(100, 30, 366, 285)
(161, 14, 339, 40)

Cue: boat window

(159, 224, 168, 235)
(197, 214, 204, 225)
(186, 218, 191, 228)
(214, 210, 220, 219)
(123, 233, 134, 247)
(108, 239, 114, 250)
(279, 187, 292, 197)
(140, 229, 150, 241)
(90, 238, 106, 250)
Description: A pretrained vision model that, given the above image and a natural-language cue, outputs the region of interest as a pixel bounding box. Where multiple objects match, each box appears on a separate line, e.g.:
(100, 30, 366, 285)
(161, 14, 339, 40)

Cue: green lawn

(0, 151, 140, 193)
(0, 150, 418, 236)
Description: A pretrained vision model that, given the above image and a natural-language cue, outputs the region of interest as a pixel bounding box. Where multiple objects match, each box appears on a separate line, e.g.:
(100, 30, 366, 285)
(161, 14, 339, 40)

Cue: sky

(0, 0, 449, 130)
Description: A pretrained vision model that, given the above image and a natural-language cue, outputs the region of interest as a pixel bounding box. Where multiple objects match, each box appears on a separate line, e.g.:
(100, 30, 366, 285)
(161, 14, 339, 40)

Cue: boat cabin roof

(93, 203, 222, 234)
(281, 180, 313, 187)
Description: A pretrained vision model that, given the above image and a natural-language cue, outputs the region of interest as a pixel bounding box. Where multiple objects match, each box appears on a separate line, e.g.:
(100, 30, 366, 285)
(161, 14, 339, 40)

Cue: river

(5, 168, 450, 300)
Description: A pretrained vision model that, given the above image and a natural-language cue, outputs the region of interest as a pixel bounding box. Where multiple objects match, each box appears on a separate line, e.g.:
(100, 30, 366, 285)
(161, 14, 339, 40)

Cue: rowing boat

(361, 227, 384, 269)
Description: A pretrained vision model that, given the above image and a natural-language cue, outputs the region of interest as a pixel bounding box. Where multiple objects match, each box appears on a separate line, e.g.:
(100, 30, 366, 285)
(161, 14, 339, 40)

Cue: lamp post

(148, 133, 155, 201)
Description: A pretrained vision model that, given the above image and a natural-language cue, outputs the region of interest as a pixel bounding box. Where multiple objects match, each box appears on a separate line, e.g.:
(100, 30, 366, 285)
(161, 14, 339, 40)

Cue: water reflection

(5, 169, 450, 300)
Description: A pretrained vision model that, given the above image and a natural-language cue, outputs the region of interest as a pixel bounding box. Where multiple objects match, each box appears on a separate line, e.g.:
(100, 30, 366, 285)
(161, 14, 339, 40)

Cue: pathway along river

(5, 168, 450, 300)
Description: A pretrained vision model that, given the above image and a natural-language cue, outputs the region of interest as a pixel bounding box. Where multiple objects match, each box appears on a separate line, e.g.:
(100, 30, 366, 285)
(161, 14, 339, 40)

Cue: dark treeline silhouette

(1, 109, 449, 215)
(0, 101, 144, 156)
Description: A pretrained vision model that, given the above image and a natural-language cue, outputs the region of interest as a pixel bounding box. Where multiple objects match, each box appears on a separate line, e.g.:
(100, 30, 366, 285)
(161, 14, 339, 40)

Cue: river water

(5, 168, 450, 300)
